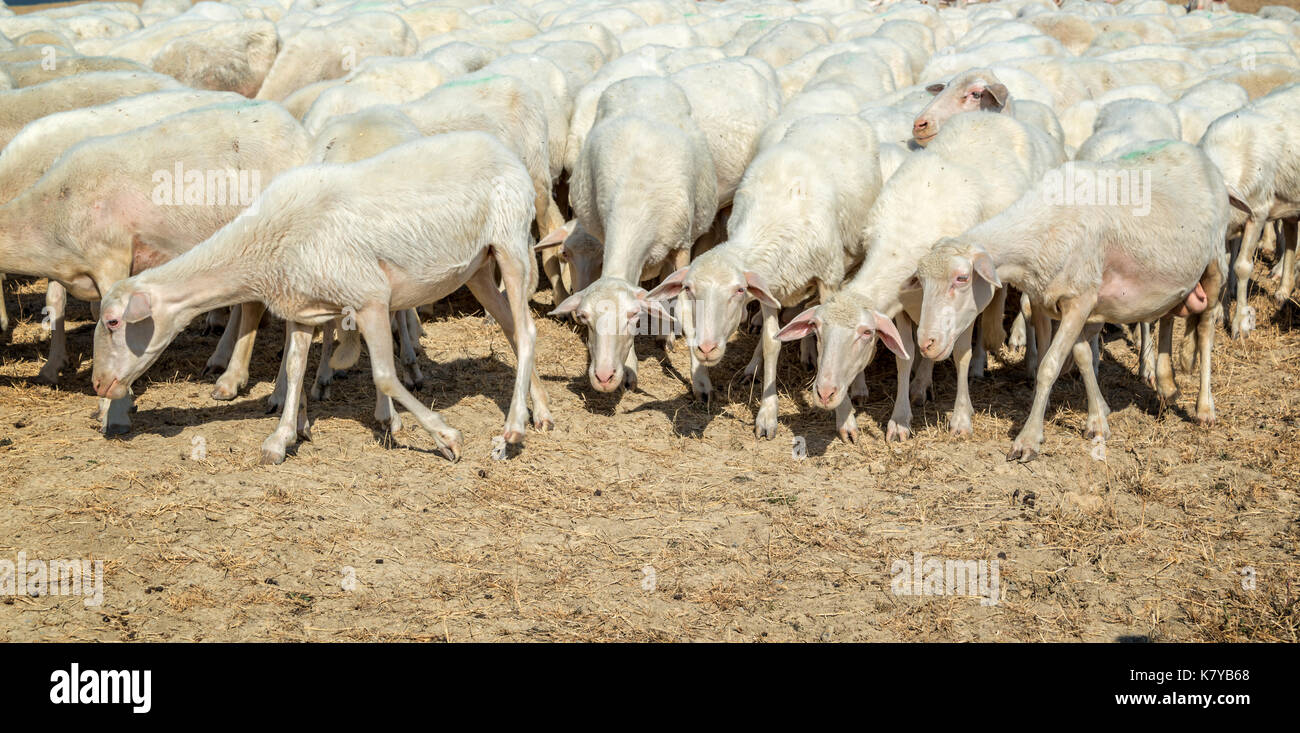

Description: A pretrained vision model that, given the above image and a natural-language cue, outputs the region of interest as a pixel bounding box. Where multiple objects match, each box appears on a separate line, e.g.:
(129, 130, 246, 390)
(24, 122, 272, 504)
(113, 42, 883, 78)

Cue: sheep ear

(744, 271, 781, 308)
(535, 220, 574, 251)
(925, 83, 945, 94)
(873, 311, 909, 361)
(636, 289, 676, 326)
(1226, 185, 1251, 216)
(971, 251, 1001, 288)
(549, 292, 583, 317)
(122, 291, 153, 323)
(980, 83, 1009, 112)
(775, 307, 818, 342)
(647, 267, 688, 301)
(900, 275, 923, 293)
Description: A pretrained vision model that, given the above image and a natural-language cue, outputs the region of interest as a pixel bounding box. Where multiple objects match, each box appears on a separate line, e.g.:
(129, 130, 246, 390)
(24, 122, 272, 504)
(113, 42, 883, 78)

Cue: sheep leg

(662, 247, 691, 352)
(1154, 314, 1179, 406)
(1177, 315, 1198, 373)
(949, 324, 975, 437)
(799, 333, 816, 370)
(679, 293, 711, 402)
(100, 389, 134, 436)
(909, 356, 934, 404)
(754, 303, 782, 439)
(541, 248, 568, 303)
(742, 335, 762, 380)
(886, 312, 917, 442)
(980, 286, 1007, 354)
(1276, 218, 1297, 304)
(259, 321, 312, 465)
(356, 302, 462, 461)
(34, 281, 67, 385)
(311, 319, 337, 400)
(464, 254, 553, 438)
(1195, 261, 1225, 426)
(203, 301, 242, 375)
(1008, 295, 1093, 462)
(1139, 321, 1156, 386)
(1230, 218, 1263, 339)
(0, 274, 7, 332)
(212, 301, 266, 400)
(1028, 304, 1051, 384)
(395, 308, 424, 390)
(1073, 322, 1110, 440)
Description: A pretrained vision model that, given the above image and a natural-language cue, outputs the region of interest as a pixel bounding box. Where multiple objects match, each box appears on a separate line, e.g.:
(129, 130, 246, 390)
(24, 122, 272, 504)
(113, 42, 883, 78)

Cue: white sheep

(0, 100, 310, 433)
(92, 131, 552, 465)
(775, 112, 1063, 443)
(254, 12, 417, 101)
(912, 140, 1231, 460)
(550, 76, 716, 394)
(1198, 83, 1300, 337)
(646, 114, 883, 438)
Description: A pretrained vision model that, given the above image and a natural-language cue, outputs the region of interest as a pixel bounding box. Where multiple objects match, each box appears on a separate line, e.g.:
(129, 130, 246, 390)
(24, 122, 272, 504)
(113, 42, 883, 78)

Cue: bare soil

(1, 262, 1297, 642)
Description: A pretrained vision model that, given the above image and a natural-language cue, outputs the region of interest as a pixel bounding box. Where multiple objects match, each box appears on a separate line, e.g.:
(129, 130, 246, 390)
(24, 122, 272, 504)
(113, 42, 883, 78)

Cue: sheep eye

(955, 274, 970, 284)
(106, 319, 120, 330)
(970, 91, 981, 99)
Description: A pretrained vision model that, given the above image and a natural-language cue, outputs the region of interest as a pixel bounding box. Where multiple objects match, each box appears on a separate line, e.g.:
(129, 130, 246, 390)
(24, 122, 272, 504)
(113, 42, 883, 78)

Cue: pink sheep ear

(744, 271, 781, 308)
(647, 267, 689, 301)
(122, 291, 153, 323)
(979, 82, 1009, 112)
(971, 250, 1001, 288)
(775, 308, 818, 342)
(872, 312, 909, 360)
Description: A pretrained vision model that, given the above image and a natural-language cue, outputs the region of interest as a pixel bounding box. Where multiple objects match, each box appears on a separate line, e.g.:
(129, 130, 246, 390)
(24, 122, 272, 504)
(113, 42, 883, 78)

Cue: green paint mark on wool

(440, 74, 503, 89)
(1120, 140, 1174, 161)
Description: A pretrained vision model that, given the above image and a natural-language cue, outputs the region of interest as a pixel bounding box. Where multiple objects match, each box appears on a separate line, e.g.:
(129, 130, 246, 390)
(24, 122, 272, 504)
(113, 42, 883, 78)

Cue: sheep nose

(696, 340, 719, 359)
(913, 119, 930, 134)
(920, 337, 937, 356)
(593, 368, 616, 386)
(816, 384, 837, 406)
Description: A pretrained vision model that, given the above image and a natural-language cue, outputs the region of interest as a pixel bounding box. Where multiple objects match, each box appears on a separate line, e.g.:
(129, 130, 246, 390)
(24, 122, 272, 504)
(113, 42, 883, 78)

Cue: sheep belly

(380, 249, 490, 311)
(1097, 249, 1198, 323)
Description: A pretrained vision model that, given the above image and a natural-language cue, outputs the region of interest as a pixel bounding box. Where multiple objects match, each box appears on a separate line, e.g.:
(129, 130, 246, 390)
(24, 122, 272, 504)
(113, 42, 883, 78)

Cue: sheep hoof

(623, 372, 637, 391)
(838, 425, 858, 444)
(1006, 442, 1039, 463)
(211, 382, 239, 401)
(886, 420, 910, 442)
(693, 384, 711, 403)
(532, 413, 554, 432)
(503, 429, 524, 445)
(31, 369, 60, 387)
(259, 447, 286, 466)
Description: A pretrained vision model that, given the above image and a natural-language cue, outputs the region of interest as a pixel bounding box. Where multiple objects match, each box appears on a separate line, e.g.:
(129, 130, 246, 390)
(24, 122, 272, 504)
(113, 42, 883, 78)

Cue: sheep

(254, 12, 417, 101)
(1172, 78, 1248, 144)
(400, 69, 562, 238)
(302, 105, 428, 409)
(0, 70, 180, 150)
(1198, 83, 1300, 338)
(1, 56, 153, 87)
(480, 52, 574, 182)
(300, 57, 449, 135)
(0, 88, 245, 381)
(0, 100, 311, 434)
(1075, 98, 1182, 163)
(912, 140, 1231, 460)
(911, 67, 1066, 150)
(148, 19, 280, 96)
(561, 47, 665, 181)
(669, 58, 782, 208)
(775, 112, 1063, 443)
(549, 76, 716, 394)
(92, 131, 552, 465)
(1206, 63, 1300, 100)
(646, 114, 883, 438)
(744, 19, 833, 69)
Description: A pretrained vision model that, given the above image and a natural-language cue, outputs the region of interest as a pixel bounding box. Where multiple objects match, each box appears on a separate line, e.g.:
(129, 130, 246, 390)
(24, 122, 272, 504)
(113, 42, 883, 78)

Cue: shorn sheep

(646, 113, 883, 438)
(93, 132, 552, 465)
(550, 76, 716, 394)
(775, 112, 1063, 444)
(913, 140, 1230, 461)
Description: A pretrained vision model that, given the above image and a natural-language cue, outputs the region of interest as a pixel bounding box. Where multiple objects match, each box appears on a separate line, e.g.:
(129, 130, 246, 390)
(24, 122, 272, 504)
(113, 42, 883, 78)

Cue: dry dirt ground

(1, 255, 1297, 642)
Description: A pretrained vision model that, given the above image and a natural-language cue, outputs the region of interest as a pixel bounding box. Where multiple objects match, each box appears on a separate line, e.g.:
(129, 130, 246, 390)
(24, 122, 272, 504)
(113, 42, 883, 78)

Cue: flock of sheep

(0, 0, 1297, 467)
